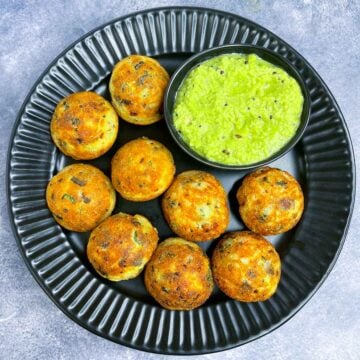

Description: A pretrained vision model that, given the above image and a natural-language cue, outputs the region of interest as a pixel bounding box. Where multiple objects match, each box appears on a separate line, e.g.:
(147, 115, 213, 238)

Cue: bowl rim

(164, 43, 311, 170)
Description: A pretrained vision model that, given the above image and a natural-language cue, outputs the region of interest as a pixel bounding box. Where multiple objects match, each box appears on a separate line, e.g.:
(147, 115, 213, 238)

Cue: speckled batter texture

(1, 1, 359, 359)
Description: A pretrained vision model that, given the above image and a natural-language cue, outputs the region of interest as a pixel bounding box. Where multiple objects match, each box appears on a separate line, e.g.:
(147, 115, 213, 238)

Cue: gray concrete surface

(0, 1, 359, 359)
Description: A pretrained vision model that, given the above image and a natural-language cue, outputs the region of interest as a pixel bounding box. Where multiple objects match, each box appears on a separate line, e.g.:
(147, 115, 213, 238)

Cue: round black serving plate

(164, 44, 311, 170)
(7, 7, 355, 355)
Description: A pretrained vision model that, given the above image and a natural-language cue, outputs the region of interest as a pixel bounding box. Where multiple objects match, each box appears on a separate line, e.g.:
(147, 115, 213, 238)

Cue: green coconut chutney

(173, 53, 304, 165)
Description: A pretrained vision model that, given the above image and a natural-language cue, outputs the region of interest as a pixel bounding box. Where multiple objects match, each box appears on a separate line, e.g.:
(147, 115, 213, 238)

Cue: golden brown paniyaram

(144, 237, 214, 310)
(212, 231, 281, 302)
(111, 137, 175, 201)
(87, 212, 159, 281)
(162, 170, 229, 241)
(109, 55, 169, 125)
(237, 167, 304, 235)
(46, 163, 116, 232)
(50, 91, 118, 160)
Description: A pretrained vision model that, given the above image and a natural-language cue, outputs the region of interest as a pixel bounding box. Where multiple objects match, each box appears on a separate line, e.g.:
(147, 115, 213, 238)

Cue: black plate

(7, 7, 355, 355)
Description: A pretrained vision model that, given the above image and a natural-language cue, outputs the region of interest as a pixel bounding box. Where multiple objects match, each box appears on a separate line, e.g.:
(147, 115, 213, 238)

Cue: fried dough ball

(87, 212, 159, 281)
(46, 164, 116, 232)
(109, 55, 169, 125)
(144, 238, 214, 310)
(162, 171, 229, 241)
(50, 91, 118, 160)
(111, 137, 175, 201)
(236, 167, 304, 235)
(212, 231, 281, 302)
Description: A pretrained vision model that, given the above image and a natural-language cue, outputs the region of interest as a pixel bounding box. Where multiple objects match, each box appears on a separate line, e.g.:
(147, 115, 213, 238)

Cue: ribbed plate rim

(6, 6, 356, 355)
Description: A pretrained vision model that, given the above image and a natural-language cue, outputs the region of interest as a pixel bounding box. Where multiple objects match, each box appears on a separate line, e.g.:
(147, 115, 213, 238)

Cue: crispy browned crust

(144, 238, 214, 310)
(50, 91, 118, 160)
(162, 170, 229, 241)
(109, 55, 169, 125)
(87, 212, 159, 281)
(46, 164, 116, 232)
(212, 231, 281, 302)
(237, 167, 304, 235)
(111, 137, 175, 201)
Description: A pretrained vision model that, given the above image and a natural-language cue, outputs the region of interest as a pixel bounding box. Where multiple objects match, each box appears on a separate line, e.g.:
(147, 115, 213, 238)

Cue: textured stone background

(1, 1, 359, 359)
